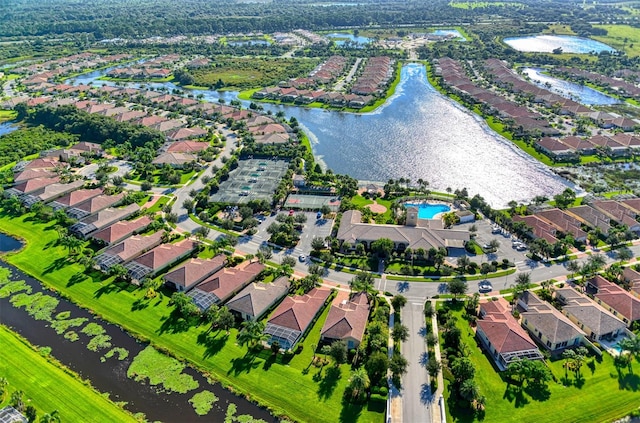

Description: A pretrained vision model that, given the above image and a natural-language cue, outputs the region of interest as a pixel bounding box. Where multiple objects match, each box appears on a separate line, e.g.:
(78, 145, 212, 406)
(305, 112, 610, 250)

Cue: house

(66, 192, 125, 220)
(21, 180, 85, 208)
(586, 275, 640, 326)
(0, 406, 27, 423)
(152, 152, 197, 167)
(226, 276, 291, 321)
(476, 298, 544, 371)
(125, 238, 198, 282)
(49, 187, 103, 211)
(590, 200, 640, 232)
(95, 231, 164, 271)
(622, 267, 640, 298)
(13, 168, 56, 183)
(5, 176, 61, 198)
(166, 127, 208, 141)
(264, 288, 332, 350)
(535, 208, 588, 243)
(90, 215, 153, 245)
(69, 203, 140, 239)
(166, 140, 210, 154)
(336, 209, 469, 254)
(163, 255, 227, 292)
(518, 291, 586, 352)
(320, 292, 370, 349)
(565, 205, 611, 236)
(554, 287, 627, 342)
(187, 261, 265, 310)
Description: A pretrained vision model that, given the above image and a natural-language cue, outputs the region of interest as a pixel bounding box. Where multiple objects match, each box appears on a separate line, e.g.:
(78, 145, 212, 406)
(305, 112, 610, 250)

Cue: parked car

(478, 281, 493, 293)
(317, 211, 323, 219)
(298, 254, 307, 262)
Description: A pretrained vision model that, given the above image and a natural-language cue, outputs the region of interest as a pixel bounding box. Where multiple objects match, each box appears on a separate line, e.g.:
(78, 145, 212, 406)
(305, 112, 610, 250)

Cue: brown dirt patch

(366, 201, 387, 214)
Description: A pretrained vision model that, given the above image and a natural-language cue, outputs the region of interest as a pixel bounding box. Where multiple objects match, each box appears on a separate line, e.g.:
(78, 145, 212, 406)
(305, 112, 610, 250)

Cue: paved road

(400, 301, 432, 423)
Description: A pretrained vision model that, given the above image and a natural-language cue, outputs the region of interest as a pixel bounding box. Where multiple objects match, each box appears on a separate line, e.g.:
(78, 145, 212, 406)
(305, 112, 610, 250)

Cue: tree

(328, 340, 348, 366)
(566, 260, 580, 279)
(206, 305, 235, 334)
(424, 301, 435, 318)
(171, 292, 199, 317)
(311, 236, 326, 252)
(10, 390, 25, 412)
(108, 263, 129, 281)
(281, 255, 297, 268)
(459, 379, 480, 402)
(451, 357, 475, 383)
(347, 367, 370, 400)
(365, 352, 389, 385)
(0, 377, 7, 402)
(39, 411, 61, 423)
(426, 356, 441, 376)
(617, 247, 633, 262)
(456, 256, 471, 273)
(392, 322, 410, 343)
(619, 336, 640, 362)
(237, 320, 267, 350)
(270, 340, 281, 355)
(553, 188, 576, 209)
(447, 277, 468, 299)
(511, 272, 531, 301)
(389, 352, 408, 378)
(25, 405, 37, 423)
(371, 238, 394, 258)
(193, 225, 210, 241)
(391, 294, 407, 311)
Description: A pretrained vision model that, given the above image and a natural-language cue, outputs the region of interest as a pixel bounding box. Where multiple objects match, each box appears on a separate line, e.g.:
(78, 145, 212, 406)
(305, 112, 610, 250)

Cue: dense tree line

(26, 105, 166, 150)
(0, 0, 630, 40)
(0, 125, 77, 167)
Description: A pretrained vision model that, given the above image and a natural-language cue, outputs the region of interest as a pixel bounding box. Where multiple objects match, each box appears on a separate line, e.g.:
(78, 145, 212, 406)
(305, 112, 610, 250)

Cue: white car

(298, 254, 307, 262)
(479, 281, 493, 292)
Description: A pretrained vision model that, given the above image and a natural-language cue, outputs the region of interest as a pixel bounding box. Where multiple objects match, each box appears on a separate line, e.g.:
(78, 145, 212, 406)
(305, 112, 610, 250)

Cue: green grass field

(0, 325, 135, 422)
(593, 24, 640, 57)
(448, 1, 524, 9)
(440, 303, 640, 423)
(0, 110, 17, 122)
(0, 211, 383, 423)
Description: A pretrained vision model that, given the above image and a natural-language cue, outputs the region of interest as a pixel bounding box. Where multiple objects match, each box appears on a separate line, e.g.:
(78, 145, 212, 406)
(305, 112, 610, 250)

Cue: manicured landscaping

(0, 325, 135, 422)
(0, 210, 384, 423)
(439, 301, 640, 423)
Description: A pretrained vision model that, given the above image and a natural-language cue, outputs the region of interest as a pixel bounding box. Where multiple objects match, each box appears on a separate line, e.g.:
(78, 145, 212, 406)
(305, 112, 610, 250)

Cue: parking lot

(247, 211, 334, 259)
(456, 218, 530, 269)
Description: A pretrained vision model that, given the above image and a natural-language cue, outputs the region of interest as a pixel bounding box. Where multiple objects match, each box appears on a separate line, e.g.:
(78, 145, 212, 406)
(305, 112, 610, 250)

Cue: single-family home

(125, 238, 198, 283)
(226, 276, 291, 321)
(518, 291, 586, 352)
(586, 275, 640, 326)
(187, 261, 265, 310)
(90, 215, 153, 245)
(264, 288, 332, 351)
(66, 192, 125, 220)
(49, 188, 103, 211)
(69, 203, 140, 239)
(21, 180, 85, 208)
(95, 231, 164, 272)
(5, 176, 61, 198)
(476, 298, 544, 371)
(555, 287, 627, 342)
(320, 292, 370, 349)
(163, 255, 227, 292)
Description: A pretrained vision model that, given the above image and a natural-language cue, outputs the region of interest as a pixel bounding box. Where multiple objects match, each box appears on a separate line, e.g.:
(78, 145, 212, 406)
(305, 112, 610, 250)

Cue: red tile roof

(102, 231, 164, 262)
(53, 188, 103, 208)
(163, 255, 227, 290)
(132, 239, 197, 270)
(321, 292, 369, 344)
(268, 288, 331, 331)
(195, 261, 265, 302)
(478, 298, 538, 354)
(91, 215, 153, 244)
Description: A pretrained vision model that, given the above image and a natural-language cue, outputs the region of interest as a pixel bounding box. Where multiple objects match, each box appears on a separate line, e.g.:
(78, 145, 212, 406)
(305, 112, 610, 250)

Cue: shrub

(295, 344, 304, 354)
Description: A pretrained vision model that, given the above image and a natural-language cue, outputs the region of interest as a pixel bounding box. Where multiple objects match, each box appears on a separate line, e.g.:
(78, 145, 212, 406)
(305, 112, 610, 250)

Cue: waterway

(0, 253, 276, 422)
(69, 63, 573, 207)
(522, 67, 621, 106)
(0, 121, 18, 137)
(326, 32, 372, 45)
(503, 34, 615, 54)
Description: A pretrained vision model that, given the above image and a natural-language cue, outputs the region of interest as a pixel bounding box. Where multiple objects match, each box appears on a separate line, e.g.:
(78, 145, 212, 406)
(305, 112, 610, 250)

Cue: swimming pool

(405, 203, 451, 219)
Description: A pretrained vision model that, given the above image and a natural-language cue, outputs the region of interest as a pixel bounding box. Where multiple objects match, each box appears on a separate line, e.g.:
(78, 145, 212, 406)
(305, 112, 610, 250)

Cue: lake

(326, 32, 372, 45)
(0, 233, 23, 252)
(69, 63, 573, 207)
(503, 35, 615, 54)
(522, 67, 621, 106)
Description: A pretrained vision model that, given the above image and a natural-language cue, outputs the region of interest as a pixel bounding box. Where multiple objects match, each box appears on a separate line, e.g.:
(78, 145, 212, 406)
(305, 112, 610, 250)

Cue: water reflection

(70, 63, 573, 207)
(522, 67, 620, 106)
(504, 35, 615, 54)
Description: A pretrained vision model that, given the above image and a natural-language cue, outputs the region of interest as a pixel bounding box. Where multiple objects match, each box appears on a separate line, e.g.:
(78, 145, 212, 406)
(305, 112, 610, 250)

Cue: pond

(68, 63, 574, 208)
(522, 67, 621, 106)
(431, 29, 466, 40)
(503, 34, 615, 54)
(0, 121, 18, 137)
(0, 261, 276, 422)
(326, 32, 372, 45)
(0, 233, 23, 252)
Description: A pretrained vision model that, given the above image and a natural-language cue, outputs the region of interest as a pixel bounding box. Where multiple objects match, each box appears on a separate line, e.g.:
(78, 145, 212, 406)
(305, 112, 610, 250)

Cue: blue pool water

(405, 203, 451, 219)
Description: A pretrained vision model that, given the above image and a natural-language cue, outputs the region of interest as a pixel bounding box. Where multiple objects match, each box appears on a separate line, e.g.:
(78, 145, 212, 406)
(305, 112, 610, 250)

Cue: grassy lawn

(593, 25, 640, 57)
(439, 302, 640, 423)
(0, 211, 383, 423)
(0, 325, 135, 422)
(448, 1, 524, 9)
(0, 110, 17, 122)
(542, 24, 576, 35)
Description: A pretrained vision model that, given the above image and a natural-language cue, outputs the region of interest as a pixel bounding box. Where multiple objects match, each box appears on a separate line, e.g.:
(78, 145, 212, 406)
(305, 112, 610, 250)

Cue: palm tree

(619, 336, 640, 362)
(237, 320, 267, 350)
(39, 410, 61, 423)
(347, 367, 370, 400)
